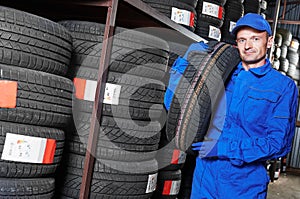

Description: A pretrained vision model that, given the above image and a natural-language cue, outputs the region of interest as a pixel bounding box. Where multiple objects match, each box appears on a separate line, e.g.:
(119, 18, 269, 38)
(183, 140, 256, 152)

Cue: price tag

(162, 180, 181, 195)
(103, 83, 121, 105)
(229, 21, 237, 32)
(74, 78, 121, 104)
(202, 2, 223, 19)
(1, 133, 56, 164)
(208, 25, 221, 41)
(0, 80, 17, 108)
(171, 149, 186, 164)
(146, 173, 158, 193)
(171, 7, 195, 27)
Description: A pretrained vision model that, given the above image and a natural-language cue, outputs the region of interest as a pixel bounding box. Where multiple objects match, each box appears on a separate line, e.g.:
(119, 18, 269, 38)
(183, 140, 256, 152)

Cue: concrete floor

(267, 172, 300, 199)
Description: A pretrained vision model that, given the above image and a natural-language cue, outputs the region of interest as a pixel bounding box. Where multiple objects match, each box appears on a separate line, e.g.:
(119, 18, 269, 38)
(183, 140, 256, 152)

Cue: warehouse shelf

(0, 0, 204, 198)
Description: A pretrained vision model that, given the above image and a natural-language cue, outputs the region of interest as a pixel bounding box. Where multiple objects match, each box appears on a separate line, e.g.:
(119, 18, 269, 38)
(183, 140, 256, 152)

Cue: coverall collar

(235, 59, 272, 77)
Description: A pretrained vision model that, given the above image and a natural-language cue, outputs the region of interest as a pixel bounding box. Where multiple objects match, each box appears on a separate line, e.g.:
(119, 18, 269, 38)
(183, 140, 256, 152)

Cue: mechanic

(190, 13, 298, 199)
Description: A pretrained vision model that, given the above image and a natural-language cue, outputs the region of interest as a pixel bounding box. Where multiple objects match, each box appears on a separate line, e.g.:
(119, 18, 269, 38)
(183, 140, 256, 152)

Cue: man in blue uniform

(190, 13, 298, 198)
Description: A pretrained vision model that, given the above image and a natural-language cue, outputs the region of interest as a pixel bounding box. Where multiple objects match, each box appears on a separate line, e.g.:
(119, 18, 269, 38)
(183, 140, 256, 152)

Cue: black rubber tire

(59, 154, 158, 199)
(0, 121, 65, 177)
(152, 170, 182, 199)
(67, 113, 161, 160)
(289, 38, 299, 52)
(287, 51, 299, 66)
(166, 41, 240, 151)
(156, 128, 186, 171)
(72, 67, 165, 121)
(0, 178, 55, 199)
(275, 33, 283, 47)
(277, 28, 292, 46)
(141, 0, 197, 32)
(0, 64, 73, 127)
(280, 45, 288, 59)
(59, 20, 169, 81)
(279, 58, 289, 73)
(221, 0, 244, 45)
(260, 0, 267, 12)
(243, 0, 260, 14)
(195, 21, 222, 42)
(274, 46, 281, 59)
(0, 6, 72, 76)
(180, 0, 199, 8)
(196, 0, 225, 28)
(273, 59, 280, 71)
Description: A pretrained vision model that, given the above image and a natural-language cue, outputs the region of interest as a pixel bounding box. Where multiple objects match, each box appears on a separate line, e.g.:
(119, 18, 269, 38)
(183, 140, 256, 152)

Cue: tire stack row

(220, 0, 244, 45)
(286, 38, 299, 85)
(150, 129, 186, 199)
(141, 0, 199, 32)
(194, 0, 226, 42)
(0, 6, 73, 198)
(272, 28, 299, 86)
(57, 21, 170, 199)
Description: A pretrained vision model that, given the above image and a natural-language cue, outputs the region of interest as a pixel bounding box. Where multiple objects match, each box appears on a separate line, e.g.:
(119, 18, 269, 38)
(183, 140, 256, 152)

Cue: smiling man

(191, 13, 298, 199)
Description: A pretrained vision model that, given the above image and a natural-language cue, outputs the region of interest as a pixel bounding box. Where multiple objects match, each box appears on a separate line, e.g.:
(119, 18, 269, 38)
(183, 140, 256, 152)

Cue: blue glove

(164, 57, 189, 111)
(183, 41, 209, 60)
(192, 140, 218, 158)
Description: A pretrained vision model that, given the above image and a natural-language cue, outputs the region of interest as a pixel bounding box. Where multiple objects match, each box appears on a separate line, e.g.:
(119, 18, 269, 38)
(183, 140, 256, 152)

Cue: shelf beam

(268, 19, 300, 25)
(79, 0, 119, 198)
(123, 0, 205, 42)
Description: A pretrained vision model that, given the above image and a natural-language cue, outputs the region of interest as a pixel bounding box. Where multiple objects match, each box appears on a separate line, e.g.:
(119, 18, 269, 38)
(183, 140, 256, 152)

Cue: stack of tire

(275, 28, 292, 76)
(0, 6, 73, 198)
(259, 0, 268, 19)
(194, 0, 226, 42)
(141, 0, 198, 32)
(221, 0, 244, 45)
(150, 129, 186, 199)
(57, 21, 170, 199)
(286, 38, 299, 86)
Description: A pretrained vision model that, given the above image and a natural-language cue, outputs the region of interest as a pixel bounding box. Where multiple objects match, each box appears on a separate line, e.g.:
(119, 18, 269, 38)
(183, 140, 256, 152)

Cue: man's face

(236, 27, 273, 69)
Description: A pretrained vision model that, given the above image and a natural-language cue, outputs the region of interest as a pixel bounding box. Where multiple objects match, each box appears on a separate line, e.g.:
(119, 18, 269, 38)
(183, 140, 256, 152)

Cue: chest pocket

(244, 88, 281, 126)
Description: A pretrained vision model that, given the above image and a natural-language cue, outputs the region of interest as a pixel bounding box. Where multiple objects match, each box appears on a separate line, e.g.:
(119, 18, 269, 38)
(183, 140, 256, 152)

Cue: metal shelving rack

(0, 0, 204, 198)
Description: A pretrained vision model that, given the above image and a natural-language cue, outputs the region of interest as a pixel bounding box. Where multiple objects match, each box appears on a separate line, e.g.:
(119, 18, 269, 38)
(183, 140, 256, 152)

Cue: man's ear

(267, 36, 274, 49)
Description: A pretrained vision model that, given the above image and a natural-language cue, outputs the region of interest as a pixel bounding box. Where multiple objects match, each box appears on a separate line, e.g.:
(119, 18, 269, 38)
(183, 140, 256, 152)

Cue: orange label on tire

(0, 80, 17, 108)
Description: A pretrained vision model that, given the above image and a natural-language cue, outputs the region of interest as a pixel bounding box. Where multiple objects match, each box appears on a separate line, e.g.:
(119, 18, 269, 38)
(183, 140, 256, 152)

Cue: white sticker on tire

(84, 80, 97, 102)
(202, 2, 222, 19)
(171, 7, 195, 27)
(208, 25, 221, 41)
(163, 180, 181, 195)
(229, 21, 237, 32)
(103, 83, 121, 105)
(1, 133, 56, 164)
(146, 173, 158, 193)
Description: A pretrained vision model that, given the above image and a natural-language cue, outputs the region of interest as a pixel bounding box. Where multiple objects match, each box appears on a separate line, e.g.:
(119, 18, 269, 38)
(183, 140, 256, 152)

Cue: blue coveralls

(190, 59, 298, 199)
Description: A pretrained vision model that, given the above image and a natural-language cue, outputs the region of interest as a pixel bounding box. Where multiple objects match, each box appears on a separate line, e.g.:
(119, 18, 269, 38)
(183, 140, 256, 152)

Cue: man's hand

(192, 140, 218, 158)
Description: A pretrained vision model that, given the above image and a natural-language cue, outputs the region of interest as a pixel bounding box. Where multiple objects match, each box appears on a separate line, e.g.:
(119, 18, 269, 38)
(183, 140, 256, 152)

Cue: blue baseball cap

(231, 13, 272, 37)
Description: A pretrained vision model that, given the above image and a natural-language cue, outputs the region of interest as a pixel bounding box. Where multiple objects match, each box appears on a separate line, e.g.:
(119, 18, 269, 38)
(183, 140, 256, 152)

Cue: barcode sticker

(229, 21, 237, 32)
(146, 173, 158, 193)
(171, 149, 186, 164)
(202, 2, 223, 19)
(208, 25, 221, 41)
(103, 83, 121, 105)
(163, 180, 181, 195)
(171, 7, 195, 27)
(1, 133, 56, 164)
(74, 78, 121, 104)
